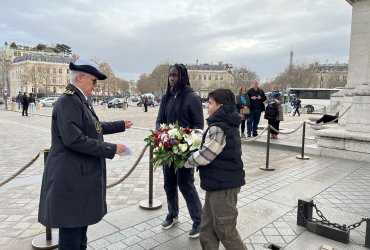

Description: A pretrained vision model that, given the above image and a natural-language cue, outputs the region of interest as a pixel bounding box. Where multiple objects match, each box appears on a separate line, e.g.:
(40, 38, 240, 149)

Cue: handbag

(241, 105, 250, 115)
(265, 104, 278, 119)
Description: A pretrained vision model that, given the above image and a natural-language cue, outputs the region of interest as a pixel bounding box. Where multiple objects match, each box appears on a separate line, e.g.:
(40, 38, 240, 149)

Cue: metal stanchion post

(365, 218, 370, 248)
(296, 121, 310, 160)
(260, 127, 274, 171)
(140, 146, 162, 210)
(32, 149, 58, 249)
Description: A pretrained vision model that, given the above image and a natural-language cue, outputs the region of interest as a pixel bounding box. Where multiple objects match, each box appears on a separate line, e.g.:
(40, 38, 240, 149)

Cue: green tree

(36, 44, 47, 51)
(53, 44, 72, 54)
(10, 42, 17, 48)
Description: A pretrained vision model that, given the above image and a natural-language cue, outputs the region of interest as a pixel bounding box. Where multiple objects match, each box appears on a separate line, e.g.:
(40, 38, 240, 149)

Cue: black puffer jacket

(156, 86, 204, 129)
(199, 105, 245, 191)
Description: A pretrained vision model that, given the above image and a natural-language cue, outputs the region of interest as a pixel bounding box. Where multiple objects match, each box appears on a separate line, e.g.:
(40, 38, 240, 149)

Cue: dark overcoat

(38, 84, 125, 228)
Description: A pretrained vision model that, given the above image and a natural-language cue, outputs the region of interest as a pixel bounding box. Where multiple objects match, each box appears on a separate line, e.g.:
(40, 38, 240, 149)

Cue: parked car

(202, 101, 209, 108)
(39, 97, 59, 107)
(0, 99, 4, 105)
(108, 98, 126, 108)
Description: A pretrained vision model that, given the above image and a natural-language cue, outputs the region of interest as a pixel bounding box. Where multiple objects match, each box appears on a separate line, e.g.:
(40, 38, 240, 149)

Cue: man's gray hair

(70, 70, 85, 84)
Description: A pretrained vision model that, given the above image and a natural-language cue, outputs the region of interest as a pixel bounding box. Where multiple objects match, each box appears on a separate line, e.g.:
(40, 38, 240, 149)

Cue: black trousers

(268, 119, 280, 135)
(144, 104, 148, 112)
(59, 226, 88, 250)
(240, 119, 246, 133)
(293, 107, 300, 116)
(163, 166, 202, 228)
(22, 104, 29, 116)
(317, 114, 337, 124)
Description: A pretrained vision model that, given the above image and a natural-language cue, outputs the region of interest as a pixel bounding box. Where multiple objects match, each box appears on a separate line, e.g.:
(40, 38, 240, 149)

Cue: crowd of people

(38, 59, 343, 249)
(15, 91, 36, 116)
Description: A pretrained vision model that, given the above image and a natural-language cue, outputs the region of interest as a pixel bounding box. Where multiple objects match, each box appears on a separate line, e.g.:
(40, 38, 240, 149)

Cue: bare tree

(228, 66, 258, 92)
(269, 63, 317, 92)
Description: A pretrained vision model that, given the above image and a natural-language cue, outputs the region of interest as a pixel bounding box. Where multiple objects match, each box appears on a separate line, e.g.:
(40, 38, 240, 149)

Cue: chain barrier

(300, 203, 368, 231)
(269, 122, 304, 135)
(309, 105, 352, 127)
(0, 151, 41, 188)
(241, 125, 269, 142)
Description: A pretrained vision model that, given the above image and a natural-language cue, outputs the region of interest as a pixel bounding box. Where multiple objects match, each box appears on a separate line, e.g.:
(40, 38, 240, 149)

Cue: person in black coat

(246, 80, 266, 137)
(156, 63, 204, 238)
(38, 59, 133, 250)
(22, 92, 29, 116)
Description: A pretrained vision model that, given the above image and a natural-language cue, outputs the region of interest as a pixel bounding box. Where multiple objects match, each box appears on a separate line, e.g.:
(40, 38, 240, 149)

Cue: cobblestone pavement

(0, 105, 369, 250)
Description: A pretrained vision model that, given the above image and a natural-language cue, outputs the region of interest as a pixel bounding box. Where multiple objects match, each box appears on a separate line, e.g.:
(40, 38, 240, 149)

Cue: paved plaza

(0, 104, 369, 250)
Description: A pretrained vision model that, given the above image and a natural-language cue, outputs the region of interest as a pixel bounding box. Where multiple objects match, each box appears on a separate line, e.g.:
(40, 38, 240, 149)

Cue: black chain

(299, 203, 368, 231)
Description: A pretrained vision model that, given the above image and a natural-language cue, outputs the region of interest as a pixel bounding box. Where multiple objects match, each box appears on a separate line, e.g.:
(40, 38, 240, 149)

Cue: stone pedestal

(36, 102, 42, 110)
(316, 83, 370, 161)
(10, 102, 16, 111)
(315, 1, 370, 162)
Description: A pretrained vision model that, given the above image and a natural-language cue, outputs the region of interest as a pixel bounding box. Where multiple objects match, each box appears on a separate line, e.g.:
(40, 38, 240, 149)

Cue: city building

(315, 63, 348, 88)
(0, 43, 75, 98)
(186, 62, 234, 98)
(10, 54, 73, 97)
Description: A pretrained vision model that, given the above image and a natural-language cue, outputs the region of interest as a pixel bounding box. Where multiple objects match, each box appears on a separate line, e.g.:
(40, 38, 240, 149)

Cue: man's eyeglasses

(82, 74, 98, 84)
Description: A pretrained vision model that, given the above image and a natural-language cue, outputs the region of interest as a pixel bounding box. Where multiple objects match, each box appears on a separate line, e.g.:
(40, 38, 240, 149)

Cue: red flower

(183, 128, 192, 134)
(163, 141, 171, 148)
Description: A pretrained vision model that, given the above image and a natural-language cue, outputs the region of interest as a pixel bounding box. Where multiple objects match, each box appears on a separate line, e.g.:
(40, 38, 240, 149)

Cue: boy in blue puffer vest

(185, 88, 247, 250)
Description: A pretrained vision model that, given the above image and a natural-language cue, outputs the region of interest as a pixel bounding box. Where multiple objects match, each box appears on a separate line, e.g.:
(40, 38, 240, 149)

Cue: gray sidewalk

(0, 106, 369, 250)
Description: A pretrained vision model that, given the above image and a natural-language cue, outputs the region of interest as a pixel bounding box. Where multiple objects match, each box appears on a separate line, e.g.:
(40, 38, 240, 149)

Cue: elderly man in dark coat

(38, 59, 133, 250)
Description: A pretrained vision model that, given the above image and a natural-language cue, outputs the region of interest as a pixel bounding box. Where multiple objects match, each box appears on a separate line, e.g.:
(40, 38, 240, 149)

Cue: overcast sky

(0, 0, 352, 81)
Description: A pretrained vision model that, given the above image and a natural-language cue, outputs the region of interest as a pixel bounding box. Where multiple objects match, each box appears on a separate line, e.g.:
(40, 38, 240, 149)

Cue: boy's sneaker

(189, 225, 200, 239)
(161, 216, 178, 229)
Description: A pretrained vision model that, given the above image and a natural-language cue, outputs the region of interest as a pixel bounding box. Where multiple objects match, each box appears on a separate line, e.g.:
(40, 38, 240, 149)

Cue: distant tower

(289, 47, 294, 68)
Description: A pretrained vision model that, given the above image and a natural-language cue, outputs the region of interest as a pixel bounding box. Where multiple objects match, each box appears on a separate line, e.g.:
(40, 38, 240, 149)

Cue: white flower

(184, 131, 202, 151)
(178, 143, 188, 153)
(168, 128, 178, 138)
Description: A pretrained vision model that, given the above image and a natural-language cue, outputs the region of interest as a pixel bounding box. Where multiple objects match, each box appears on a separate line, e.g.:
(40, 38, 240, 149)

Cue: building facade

(315, 63, 348, 88)
(186, 62, 234, 98)
(10, 54, 73, 97)
(0, 44, 75, 98)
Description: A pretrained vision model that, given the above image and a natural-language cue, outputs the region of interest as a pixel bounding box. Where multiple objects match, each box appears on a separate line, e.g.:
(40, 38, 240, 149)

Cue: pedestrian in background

(235, 86, 250, 138)
(247, 80, 266, 137)
(143, 95, 148, 112)
(265, 84, 283, 139)
(293, 97, 301, 116)
(156, 63, 203, 238)
(28, 93, 36, 116)
(22, 92, 29, 116)
(16, 91, 22, 110)
(185, 88, 246, 250)
(38, 59, 133, 250)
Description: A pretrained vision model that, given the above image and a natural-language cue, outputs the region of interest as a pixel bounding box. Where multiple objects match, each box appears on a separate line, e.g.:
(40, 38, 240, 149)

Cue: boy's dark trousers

(162, 166, 202, 227)
(200, 188, 246, 250)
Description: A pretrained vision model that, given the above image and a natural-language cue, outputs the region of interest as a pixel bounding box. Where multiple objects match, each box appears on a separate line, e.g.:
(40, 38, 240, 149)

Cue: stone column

(346, 0, 370, 89)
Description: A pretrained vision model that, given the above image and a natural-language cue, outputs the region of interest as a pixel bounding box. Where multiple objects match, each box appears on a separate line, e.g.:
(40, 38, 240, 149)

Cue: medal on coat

(95, 121, 102, 133)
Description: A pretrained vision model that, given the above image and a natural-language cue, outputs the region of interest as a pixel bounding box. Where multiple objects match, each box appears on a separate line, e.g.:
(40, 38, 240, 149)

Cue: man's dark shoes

(252, 133, 258, 137)
(189, 224, 200, 239)
(161, 216, 178, 229)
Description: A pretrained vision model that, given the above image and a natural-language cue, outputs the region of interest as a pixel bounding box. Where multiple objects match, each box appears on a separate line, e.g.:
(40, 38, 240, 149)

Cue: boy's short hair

(208, 88, 236, 106)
